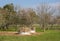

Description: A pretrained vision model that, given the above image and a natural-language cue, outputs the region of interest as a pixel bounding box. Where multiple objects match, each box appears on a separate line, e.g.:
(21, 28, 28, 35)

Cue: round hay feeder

(19, 27, 31, 35)
(18, 26, 36, 35)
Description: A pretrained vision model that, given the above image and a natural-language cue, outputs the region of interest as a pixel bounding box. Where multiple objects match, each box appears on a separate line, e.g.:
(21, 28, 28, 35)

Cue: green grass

(0, 24, 60, 41)
(0, 30, 60, 41)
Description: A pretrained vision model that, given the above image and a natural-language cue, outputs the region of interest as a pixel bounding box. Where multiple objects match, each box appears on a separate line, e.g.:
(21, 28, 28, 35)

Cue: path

(0, 31, 43, 36)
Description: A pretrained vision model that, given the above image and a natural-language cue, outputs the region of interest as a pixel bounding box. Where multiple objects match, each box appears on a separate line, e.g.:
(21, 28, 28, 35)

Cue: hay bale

(30, 27, 36, 33)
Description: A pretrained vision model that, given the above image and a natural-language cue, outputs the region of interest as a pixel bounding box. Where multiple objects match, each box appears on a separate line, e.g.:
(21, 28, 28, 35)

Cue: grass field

(0, 30, 60, 41)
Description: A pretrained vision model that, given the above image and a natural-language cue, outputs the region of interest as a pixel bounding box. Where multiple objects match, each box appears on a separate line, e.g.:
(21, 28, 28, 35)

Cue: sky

(0, 0, 60, 8)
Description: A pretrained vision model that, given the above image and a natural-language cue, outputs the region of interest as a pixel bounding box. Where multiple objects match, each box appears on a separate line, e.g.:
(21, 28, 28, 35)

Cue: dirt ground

(0, 31, 43, 36)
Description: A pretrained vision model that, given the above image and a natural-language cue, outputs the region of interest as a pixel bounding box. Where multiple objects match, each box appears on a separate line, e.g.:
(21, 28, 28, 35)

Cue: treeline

(0, 3, 60, 31)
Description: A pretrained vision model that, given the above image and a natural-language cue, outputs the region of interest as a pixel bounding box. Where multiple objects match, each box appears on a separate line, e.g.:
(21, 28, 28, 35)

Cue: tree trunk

(42, 24, 45, 32)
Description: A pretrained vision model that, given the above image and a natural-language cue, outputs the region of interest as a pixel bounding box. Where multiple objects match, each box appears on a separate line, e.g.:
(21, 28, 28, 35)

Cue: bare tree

(56, 5, 60, 25)
(37, 4, 55, 32)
